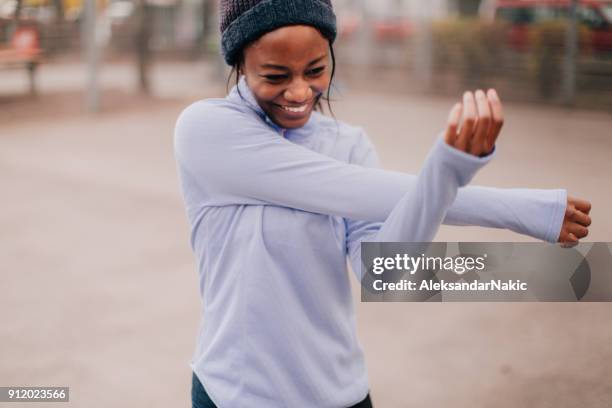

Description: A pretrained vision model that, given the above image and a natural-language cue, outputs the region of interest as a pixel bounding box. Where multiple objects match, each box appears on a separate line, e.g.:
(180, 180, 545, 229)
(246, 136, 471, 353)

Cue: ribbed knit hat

(220, 0, 337, 66)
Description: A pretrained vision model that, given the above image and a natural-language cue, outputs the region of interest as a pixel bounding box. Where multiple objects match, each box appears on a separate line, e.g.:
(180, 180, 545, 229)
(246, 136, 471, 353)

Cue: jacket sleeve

(174, 101, 567, 247)
(174, 100, 427, 221)
(343, 132, 567, 280)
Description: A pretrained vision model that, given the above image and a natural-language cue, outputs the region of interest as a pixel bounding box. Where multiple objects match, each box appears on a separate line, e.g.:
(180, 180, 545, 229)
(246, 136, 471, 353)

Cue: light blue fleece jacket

(174, 77, 567, 408)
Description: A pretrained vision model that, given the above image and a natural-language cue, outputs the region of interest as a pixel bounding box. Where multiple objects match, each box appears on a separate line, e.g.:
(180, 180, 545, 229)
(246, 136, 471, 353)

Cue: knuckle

(482, 139, 492, 151)
(464, 116, 475, 125)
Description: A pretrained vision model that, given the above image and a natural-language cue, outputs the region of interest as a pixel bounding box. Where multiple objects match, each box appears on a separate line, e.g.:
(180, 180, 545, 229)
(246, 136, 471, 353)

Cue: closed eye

(262, 74, 288, 83)
(307, 66, 326, 76)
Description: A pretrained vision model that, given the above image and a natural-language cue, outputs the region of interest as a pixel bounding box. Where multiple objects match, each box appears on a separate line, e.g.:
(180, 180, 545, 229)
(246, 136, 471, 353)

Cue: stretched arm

(346, 90, 499, 279)
(174, 94, 565, 244)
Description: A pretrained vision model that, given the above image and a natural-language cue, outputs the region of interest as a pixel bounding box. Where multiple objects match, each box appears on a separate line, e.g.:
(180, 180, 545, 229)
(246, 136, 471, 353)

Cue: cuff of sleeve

(432, 134, 496, 187)
(545, 189, 568, 243)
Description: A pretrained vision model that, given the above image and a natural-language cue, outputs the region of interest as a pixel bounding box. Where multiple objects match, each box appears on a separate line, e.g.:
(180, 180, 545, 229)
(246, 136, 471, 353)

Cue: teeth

(282, 104, 308, 113)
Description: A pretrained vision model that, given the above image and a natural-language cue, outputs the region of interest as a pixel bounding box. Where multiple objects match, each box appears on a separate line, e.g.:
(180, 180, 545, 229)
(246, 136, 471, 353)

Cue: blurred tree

(135, 0, 153, 94)
(52, 0, 64, 23)
(453, 0, 482, 16)
(9, 0, 22, 41)
(13, 0, 22, 22)
(530, 18, 588, 101)
(202, 0, 214, 46)
(84, 0, 99, 111)
(563, 0, 578, 106)
(194, 0, 214, 57)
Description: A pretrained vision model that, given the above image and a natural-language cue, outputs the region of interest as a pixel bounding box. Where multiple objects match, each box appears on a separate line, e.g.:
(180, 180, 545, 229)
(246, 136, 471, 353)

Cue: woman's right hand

(559, 196, 592, 246)
(444, 89, 504, 157)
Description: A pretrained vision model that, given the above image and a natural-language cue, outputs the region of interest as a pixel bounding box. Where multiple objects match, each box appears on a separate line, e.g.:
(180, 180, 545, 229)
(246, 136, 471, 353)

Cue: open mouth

(280, 104, 309, 113)
(272, 96, 320, 118)
(269, 94, 323, 123)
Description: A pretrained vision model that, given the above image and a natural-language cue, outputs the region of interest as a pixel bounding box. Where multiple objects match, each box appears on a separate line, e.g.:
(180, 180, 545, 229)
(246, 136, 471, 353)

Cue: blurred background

(2, 0, 612, 107)
(1, 0, 611, 407)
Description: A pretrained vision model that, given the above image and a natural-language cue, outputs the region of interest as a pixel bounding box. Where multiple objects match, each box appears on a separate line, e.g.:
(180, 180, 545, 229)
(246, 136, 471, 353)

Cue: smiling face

(240, 25, 332, 129)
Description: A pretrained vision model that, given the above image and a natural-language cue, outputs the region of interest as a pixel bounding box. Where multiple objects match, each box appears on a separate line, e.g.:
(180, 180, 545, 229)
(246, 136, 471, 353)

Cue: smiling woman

(173, 1, 591, 408)
(239, 25, 334, 128)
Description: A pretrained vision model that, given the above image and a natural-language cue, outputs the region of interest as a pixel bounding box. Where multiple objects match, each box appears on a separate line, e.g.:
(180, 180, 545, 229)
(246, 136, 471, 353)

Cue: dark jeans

(191, 372, 217, 408)
(192, 373, 373, 408)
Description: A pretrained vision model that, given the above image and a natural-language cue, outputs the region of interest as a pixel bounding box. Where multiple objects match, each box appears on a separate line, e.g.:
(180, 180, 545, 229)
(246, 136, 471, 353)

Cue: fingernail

(450, 103, 462, 121)
(488, 89, 499, 101)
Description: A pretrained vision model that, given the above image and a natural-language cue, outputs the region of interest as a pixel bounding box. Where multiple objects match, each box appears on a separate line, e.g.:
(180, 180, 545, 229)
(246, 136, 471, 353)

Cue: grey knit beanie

(220, 0, 337, 66)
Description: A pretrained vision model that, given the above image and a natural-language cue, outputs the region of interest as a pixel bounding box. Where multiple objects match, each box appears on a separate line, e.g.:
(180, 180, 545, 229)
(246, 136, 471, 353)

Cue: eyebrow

(260, 55, 327, 70)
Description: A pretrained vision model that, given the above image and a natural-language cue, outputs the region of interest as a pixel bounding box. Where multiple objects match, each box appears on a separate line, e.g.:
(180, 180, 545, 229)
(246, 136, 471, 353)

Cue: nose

(284, 79, 313, 104)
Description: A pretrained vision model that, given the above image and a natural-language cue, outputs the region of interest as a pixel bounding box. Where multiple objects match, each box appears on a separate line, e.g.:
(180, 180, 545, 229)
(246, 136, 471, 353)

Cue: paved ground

(1, 60, 612, 407)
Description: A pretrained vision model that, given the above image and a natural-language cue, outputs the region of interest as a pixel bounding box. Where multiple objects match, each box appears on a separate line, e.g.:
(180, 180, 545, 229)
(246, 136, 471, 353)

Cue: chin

(279, 116, 310, 129)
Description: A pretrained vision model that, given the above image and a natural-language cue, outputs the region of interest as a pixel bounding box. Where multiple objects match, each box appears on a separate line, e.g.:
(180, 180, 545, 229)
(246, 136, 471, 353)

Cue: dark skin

(241, 25, 330, 129)
(240, 25, 592, 245)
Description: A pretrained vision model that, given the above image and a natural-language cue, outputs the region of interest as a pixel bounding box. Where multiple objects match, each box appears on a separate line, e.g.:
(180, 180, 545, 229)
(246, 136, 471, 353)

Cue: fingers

(486, 89, 504, 152)
(471, 90, 491, 156)
(574, 210, 592, 227)
(558, 227, 580, 245)
(560, 197, 592, 247)
(568, 206, 592, 227)
(558, 196, 592, 246)
(567, 221, 589, 239)
(560, 231, 580, 248)
(569, 196, 592, 215)
(456, 92, 476, 152)
(445, 103, 462, 147)
(450, 89, 502, 156)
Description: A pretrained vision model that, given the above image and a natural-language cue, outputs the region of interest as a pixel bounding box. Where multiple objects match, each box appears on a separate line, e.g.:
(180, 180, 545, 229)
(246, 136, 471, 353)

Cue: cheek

(256, 86, 282, 103)
(313, 73, 332, 94)
(244, 75, 279, 102)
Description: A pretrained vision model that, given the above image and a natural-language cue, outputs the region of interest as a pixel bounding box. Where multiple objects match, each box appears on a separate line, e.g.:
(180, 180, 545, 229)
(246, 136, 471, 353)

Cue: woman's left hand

(558, 196, 592, 246)
(445, 89, 503, 157)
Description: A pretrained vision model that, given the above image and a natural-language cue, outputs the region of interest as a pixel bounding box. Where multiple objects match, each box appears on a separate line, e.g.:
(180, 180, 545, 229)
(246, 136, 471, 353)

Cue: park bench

(0, 26, 42, 95)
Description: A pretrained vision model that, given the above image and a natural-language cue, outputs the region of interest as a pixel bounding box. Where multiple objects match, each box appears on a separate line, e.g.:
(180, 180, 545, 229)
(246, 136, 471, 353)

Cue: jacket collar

(228, 76, 285, 133)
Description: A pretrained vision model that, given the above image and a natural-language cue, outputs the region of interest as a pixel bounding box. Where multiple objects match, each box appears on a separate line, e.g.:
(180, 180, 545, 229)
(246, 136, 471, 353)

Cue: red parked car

(481, 0, 612, 53)
(372, 17, 415, 42)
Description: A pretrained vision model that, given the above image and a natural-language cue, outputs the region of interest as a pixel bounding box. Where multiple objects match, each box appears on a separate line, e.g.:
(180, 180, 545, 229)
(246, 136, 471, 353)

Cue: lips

(268, 92, 324, 125)
(281, 104, 308, 113)
(273, 100, 314, 119)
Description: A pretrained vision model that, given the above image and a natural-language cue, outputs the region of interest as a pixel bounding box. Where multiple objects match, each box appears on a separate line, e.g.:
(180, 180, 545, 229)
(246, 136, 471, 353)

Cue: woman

(174, 1, 592, 407)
